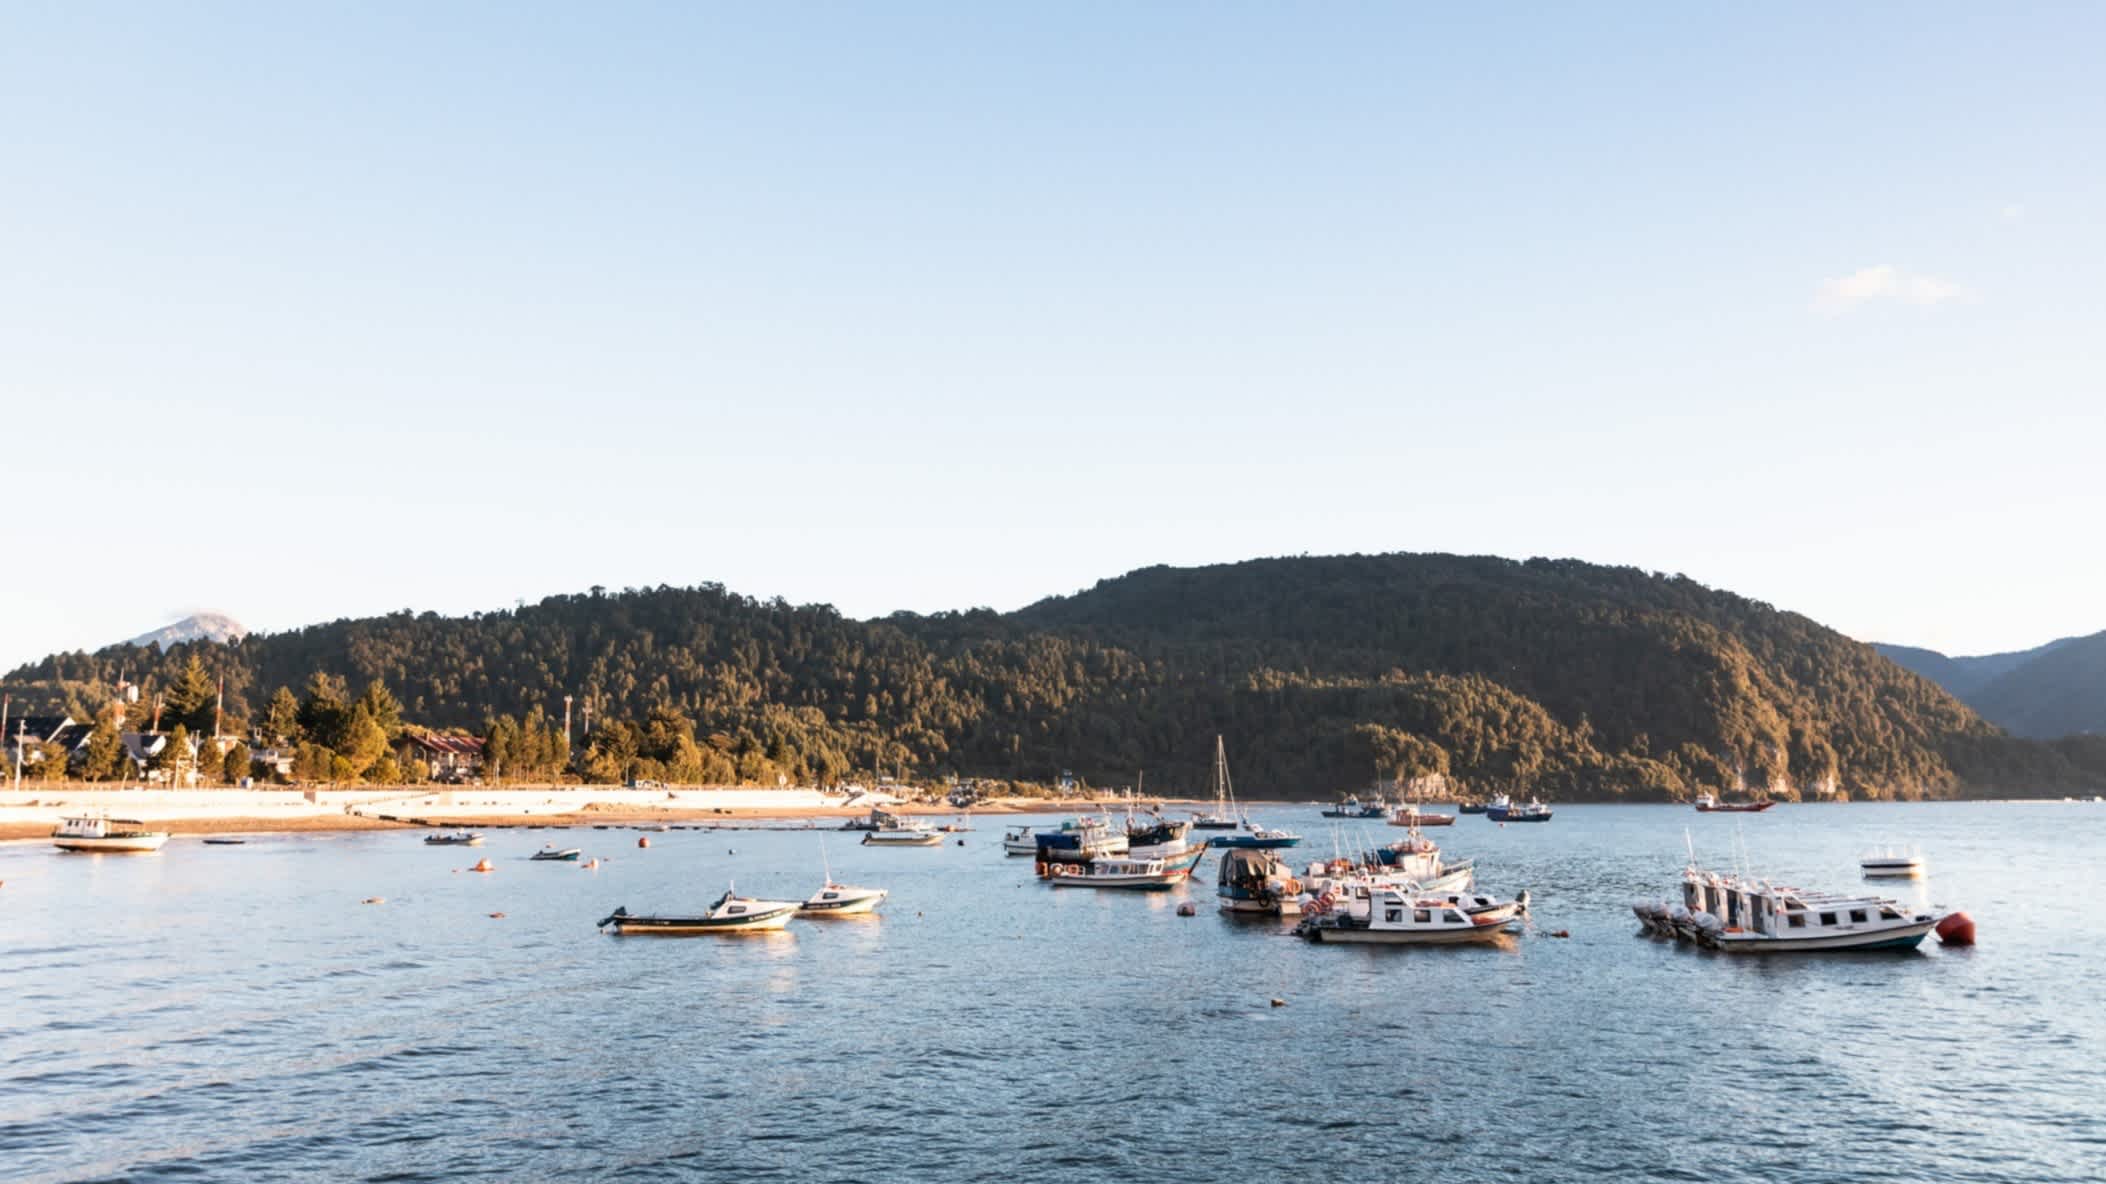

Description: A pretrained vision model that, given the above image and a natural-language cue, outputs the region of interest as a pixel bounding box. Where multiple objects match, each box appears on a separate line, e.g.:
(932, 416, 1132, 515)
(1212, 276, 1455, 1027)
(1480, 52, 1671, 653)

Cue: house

(120, 732, 202, 784)
(398, 731, 486, 782)
(3, 715, 77, 774)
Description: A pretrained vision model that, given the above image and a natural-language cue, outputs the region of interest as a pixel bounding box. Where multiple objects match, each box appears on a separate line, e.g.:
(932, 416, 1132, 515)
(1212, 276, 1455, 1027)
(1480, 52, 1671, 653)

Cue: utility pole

(563, 694, 573, 766)
(12, 719, 23, 791)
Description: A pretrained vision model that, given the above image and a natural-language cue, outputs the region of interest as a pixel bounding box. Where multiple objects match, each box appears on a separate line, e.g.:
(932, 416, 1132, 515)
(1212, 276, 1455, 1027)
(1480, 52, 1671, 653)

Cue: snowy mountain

(127, 613, 248, 650)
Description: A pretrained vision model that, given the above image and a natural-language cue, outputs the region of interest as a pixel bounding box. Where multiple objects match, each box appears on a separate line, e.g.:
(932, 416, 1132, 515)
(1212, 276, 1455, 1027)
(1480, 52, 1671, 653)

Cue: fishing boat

(1033, 815, 1129, 864)
(862, 825, 943, 847)
(1044, 856, 1193, 890)
(1694, 793, 1775, 813)
(597, 889, 799, 934)
(1486, 799, 1552, 823)
(1001, 825, 1040, 856)
(531, 845, 583, 861)
(423, 830, 484, 846)
(799, 882, 889, 916)
(1321, 796, 1388, 819)
(1457, 801, 1489, 815)
(1124, 811, 1202, 862)
(1661, 864, 1943, 953)
(1295, 885, 1523, 945)
(1389, 807, 1455, 828)
(1860, 846, 1927, 878)
(1216, 848, 1303, 914)
(51, 814, 170, 853)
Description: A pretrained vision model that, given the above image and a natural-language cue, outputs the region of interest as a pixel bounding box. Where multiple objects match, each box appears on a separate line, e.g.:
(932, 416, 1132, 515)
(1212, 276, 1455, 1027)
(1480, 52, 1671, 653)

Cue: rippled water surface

(2, 802, 2102, 1182)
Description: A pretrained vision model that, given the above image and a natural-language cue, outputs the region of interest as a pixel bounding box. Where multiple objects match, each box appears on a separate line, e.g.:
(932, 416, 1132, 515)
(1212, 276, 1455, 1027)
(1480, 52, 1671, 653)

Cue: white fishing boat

(1032, 815, 1129, 863)
(1295, 885, 1522, 945)
(530, 845, 583, 861)
(423, 830, 484, 846)
(861, 825, 943, 847)
(1860, 846, 1927, 878)
(1667, 864, 1943, 953)
(799, 882, 889, 916)
(1001, 825, 1040, 856)
(51, 814, 169, 854)
(597, 887, 799, 934)
(1043, 856, 1192, 890)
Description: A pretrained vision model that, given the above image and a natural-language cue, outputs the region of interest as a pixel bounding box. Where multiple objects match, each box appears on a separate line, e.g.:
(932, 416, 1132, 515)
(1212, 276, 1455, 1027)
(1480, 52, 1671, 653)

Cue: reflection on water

(1, 801, 2102, 1183)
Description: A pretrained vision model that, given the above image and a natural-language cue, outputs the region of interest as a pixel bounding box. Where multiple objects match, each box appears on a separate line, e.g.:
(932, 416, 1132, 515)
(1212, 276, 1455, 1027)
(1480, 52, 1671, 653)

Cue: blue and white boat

(1641, 864, 1944, 953)
(1199, 737, 1300, 849)
(1486, 798, 1552, 823)
(1033, 816, 1128, 865)
(1217, 848, 1301, 914)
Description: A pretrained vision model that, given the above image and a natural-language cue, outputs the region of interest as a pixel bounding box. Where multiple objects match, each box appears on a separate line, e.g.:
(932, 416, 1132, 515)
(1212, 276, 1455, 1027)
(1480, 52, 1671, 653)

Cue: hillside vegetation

(8, 555, 2101, 798)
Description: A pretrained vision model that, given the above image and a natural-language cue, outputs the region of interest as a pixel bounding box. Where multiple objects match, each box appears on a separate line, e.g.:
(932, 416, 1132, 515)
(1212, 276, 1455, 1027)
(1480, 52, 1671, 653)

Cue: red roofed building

(398, 731, 486, 782)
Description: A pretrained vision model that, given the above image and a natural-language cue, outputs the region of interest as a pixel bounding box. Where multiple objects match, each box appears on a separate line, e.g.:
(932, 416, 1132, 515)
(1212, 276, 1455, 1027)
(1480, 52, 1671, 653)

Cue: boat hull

(1696, 802, 1776, 813)
(798, 889, 888, 916)
(1304, 923, 1511, 945)
(1208, 835, 1301, 849)
(862, 832, 943, 847)
(605, 906, 798, 934)
(531, 849, 583, 861)
(1389, 814, 1455, 827)
(53, 835, 169, 853)
(1712, 920, 1936, 953)
(1046, 869, 1188, 890)
(1860, 861, 1925, 878)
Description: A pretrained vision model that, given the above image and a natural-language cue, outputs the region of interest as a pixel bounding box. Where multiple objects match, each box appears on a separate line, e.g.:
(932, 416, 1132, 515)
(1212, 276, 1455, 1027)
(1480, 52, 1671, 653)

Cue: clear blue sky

(3, 3, 2101, 668)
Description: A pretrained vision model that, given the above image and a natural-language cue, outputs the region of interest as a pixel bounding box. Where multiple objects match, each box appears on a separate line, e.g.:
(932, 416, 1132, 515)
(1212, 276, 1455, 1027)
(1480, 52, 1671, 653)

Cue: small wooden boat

(799, 881, 889, 916)
(423, 830, 484, 846)
(52, 815, 170, 853)
(598, 889, 799, 934)
(1695, 793, 1775, 813)
(201, 837, 247, 846)
(1044, 856, 1193, 890)
(531, 846, 583, 862)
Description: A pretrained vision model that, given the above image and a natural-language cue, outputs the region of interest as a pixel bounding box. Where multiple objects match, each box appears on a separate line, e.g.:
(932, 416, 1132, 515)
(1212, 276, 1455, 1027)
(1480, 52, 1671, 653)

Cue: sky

(3, 3, 2102, 668)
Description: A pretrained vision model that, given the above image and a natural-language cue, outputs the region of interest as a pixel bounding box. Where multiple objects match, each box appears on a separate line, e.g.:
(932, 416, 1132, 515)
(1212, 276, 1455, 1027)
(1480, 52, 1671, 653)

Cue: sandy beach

(0, 787, 1232, 841)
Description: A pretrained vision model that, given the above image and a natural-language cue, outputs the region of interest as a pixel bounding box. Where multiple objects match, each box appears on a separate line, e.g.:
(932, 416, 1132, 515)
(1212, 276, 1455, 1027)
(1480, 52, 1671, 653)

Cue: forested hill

(6, 555, 2102, 798)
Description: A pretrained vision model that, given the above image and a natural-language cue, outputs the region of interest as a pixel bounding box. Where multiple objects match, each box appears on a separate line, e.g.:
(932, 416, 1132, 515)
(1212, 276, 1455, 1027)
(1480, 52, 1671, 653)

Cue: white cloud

(1812, 264, 1970, 315)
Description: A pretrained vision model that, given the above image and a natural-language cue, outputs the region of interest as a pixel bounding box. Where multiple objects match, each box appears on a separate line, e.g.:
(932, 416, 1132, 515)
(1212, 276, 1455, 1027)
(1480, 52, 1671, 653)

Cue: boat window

(1445, 910, 1467, 924)
(1848, 909, 1867, 924)
(1786, 913, 1806, 928)
(1880, 907, 1902, 919)
(1413, 909, 1430, 923)
(729, 907, 745, 915)
(1819, 912, 1836, 926)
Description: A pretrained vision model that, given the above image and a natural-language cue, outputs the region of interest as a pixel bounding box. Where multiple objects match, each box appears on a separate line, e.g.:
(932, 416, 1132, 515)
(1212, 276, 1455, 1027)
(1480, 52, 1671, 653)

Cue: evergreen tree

(356, 680, 404, 740)
(80, 718, 125, 782)
(297, 673, 349, 750)
(223, 741, 252, 784)
(262, 687, 302, 747)
(162, 654, 217, 733)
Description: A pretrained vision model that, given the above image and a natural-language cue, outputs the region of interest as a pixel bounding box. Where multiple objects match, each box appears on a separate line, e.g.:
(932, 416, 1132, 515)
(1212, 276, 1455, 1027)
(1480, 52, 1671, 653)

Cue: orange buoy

(582, 858, 600, 869)
(1936, 911, 1976, 946)
(488, 912, 506, 919)
(471, 858, 494, 873)
(638, 836, 650, 849)
(362, 897, 385, 905)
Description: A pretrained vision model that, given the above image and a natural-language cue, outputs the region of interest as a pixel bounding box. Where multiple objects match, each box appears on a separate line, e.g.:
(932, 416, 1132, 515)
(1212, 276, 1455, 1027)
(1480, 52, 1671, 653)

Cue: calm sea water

(2, 802, 2101, 1183)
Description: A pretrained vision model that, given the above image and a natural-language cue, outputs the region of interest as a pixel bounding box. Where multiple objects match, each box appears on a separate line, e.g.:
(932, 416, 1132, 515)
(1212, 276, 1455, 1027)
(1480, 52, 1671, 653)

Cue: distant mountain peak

(127, 612, 247, 650)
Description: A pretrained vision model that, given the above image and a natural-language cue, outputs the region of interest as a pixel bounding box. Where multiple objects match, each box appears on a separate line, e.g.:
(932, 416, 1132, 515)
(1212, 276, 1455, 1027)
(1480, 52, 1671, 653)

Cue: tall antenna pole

(214, 676, 224, 742)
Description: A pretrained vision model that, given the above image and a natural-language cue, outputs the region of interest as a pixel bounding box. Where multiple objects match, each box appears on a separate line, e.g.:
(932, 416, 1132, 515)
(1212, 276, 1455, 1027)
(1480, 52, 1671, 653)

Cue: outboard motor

(1692, 911, 1724, 949)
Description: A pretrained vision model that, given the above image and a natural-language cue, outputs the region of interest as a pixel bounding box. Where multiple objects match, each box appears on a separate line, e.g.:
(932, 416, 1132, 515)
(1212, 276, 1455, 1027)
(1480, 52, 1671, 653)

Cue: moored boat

(1388, 807, 1455, 828)
(862, 825, 943, 847)
(52, 814, 170, 853)
(1860, 846, 1927, 879)
(1295, 885, 1523, 945)
(1001, 825, 1040, 856)
(424, 830, 484, 846)
(598, 889, 799, 934)
(799, 881, 889, 916)
(1668, 864, 1943, 953)
(1321, 795, 1389, 819)
(1486, 799, 1552, 823)
(1457, 801, 1489, 815)
(1217, 848, 1302, 914)
(1044, 855, 1193, 890)
(1034, 816, 1129, 864)
(1695, 793, 1775, 813)
(531, 845, 583, 861)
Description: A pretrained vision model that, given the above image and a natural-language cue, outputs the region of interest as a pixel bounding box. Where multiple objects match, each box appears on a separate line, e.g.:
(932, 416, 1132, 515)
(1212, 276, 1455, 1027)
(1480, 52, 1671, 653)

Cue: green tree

(262, 686, 302, 747)
(296, 673, 349, 751)
(162, 653, 217, 733)
(80, 718, 126, 782)
(158, 724, 194, 785)
(337, 705, 389, 776)
(223, 741, 252, 784)
(356, 680, 404, 740)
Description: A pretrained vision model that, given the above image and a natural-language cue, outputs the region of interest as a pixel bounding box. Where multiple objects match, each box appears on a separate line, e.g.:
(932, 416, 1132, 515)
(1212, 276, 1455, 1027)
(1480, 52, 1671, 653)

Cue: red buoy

(638, 836, 650, 849)
(1936, 911, 1976, 946)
